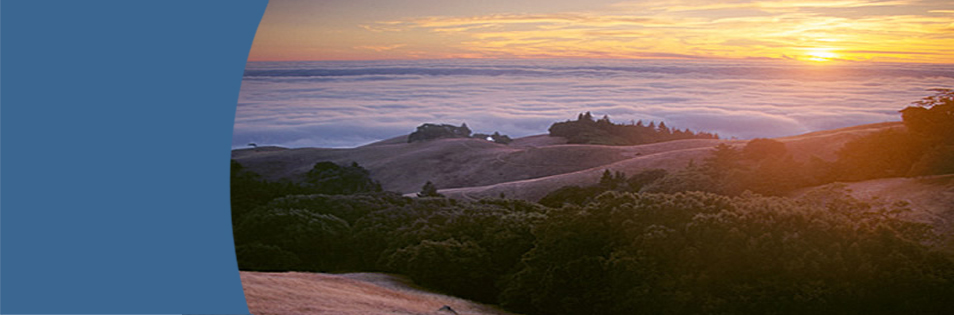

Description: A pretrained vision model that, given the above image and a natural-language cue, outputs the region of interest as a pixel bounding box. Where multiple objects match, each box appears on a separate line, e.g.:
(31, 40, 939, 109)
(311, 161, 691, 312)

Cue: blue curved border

(1, 0, 268, 313)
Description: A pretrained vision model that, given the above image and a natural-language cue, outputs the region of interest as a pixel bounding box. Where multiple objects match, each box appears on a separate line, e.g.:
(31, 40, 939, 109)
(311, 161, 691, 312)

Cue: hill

(794, 174, 954, 234)
(241, 271, 515, 315)
(232, 122, 904, 200)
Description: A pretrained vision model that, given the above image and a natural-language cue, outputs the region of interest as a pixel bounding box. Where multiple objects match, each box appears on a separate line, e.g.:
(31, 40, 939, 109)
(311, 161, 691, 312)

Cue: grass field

(241, 271, 517, 315)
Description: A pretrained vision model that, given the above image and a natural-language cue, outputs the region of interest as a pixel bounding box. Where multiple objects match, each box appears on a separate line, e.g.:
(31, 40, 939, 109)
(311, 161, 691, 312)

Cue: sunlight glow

(805, 51, 839, 62)
(249, 0, 954, 63)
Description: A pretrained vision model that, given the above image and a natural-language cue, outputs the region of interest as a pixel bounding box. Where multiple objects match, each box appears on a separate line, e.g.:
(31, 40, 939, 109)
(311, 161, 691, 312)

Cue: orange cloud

(249, 0, 954, 62)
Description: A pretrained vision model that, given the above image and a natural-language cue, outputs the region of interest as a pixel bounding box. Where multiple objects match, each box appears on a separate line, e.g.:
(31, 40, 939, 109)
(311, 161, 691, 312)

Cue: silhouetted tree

(901, 88, 954, 144)
(599, 169, 614, 187)
(418, 181, 444, 198)
(408, 123, 473, 142)
(657, 121, 671, 135)
(549, 113, 717, 145)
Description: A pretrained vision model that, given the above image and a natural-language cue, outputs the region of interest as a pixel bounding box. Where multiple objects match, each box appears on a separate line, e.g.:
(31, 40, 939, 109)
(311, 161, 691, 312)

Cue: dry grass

(794, 174, 954, 233)
(241, 271, 516, 315)
(231, 122, 904, 200)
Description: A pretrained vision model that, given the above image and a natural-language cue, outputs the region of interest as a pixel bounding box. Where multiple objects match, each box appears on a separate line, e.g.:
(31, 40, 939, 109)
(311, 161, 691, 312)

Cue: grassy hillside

(440, 122, 904, 201)
(234, 120, 954, 315)
(241, 271, 516, 315)
(232, 122, 904, 200)
(794, 174, 954, 233)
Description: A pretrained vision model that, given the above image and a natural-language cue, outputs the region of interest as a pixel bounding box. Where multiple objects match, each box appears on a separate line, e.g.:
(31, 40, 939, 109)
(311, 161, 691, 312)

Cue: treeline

(408, 123, 513, 144)
(232, 169, 954, 313)
(502, 191, 953, 315)
(230, 160, 381, 221)
(233, 188, 547, 303)
(549, 112, 718, 145)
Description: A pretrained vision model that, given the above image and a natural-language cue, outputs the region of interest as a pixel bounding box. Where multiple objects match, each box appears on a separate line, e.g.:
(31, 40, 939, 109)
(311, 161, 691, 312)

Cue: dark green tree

(387, 238, 493, 300)
(230, 160, 309, 222)
(304, 161, 382, 195)
(234, 209, 351, 271)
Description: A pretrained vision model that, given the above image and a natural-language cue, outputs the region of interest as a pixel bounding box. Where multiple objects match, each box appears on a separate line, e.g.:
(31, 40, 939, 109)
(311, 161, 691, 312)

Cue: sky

(248, 0, 954, 63)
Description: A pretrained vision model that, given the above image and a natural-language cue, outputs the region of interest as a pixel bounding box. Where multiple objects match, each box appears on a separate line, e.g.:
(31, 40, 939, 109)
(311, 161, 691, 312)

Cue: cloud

(234, 59, 954, 148)
(342, 0, 954, 63)
(353, 44, 407, 52)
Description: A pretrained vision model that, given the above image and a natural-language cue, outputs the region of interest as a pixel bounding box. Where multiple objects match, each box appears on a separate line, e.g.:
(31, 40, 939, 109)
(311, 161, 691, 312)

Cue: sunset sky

(248, 0, 954, 63)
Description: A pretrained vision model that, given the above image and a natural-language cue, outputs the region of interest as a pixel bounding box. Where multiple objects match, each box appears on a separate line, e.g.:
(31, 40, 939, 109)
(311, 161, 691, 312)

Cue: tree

(901, 88, 954, 144)
(599, 169, 614, 188)
(234, 209, 351, 271)
(549, 114, 716, 146)
(491, 131, 513, 144)
(387, 238, 493, 300)
(835, 129, 925, 180)
(657, 121, 671, 135)
(408, 123, 473, 142)
(304, 161, 382, 195)
(418, 181, 444, 197)
(704, 143, 742, 178)
(458, 122, 472, 137)
(230, 160, 309, 222)
(742, 138, 788, 161)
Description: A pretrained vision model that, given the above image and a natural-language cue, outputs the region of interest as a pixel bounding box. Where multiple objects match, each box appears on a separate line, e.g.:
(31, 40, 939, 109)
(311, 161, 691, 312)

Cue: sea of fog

(235, 59, 954, 149)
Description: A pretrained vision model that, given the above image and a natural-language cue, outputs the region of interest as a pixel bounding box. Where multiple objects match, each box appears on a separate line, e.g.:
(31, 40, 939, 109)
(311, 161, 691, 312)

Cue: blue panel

(1, 0, 268, 313)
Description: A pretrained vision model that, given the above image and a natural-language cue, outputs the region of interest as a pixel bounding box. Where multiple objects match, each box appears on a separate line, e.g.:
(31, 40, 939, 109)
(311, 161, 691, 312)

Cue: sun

(805, 51, 838, 62)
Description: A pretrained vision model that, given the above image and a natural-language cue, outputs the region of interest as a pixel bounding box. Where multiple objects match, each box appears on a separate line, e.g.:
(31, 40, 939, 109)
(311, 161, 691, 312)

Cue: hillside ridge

(232, 121, 903, 200)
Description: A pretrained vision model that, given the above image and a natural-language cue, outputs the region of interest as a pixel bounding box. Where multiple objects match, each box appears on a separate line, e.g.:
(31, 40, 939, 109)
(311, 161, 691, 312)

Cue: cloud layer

(234, 59, 954, 148)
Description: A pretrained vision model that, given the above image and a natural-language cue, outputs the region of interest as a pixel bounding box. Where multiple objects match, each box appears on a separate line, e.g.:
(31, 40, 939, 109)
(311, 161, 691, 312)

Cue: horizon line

(245, 56, 954, 65)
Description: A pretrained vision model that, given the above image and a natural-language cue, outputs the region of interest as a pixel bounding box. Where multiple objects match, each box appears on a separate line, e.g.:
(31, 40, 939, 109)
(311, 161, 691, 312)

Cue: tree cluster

(408, 123, 514, 144)
(408, 123, 473, 142)
(501, 191, 954, 315)
(548, 112, 718, 145)
(232, 178, 954, 314)
(230, 160, 311, 222)
(833, 89, 954, 180)
(648, 140, 826, 196)
(539, 168, 668, 207)
(304, 161, 382, 195)
(231, 160, 381, 224)
(473, 131, 513, 144)
(234, 192, 546, 302)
